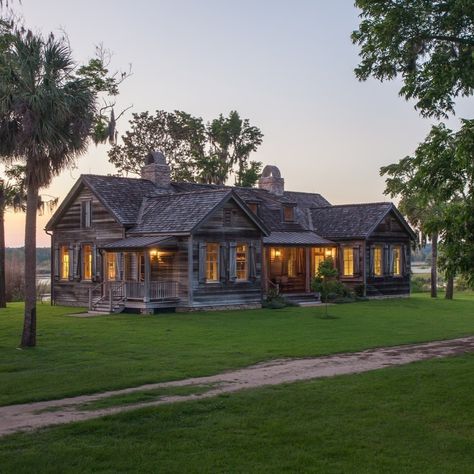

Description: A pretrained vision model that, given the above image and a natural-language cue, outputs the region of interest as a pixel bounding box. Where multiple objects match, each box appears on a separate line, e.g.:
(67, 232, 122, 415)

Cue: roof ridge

(145, 189, 232, 199)
(312, 202, 392, 209)
(82, 173, 153, 182)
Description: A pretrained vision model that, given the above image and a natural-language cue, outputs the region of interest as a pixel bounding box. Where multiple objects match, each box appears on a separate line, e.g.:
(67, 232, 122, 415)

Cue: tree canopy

(108, 110, 263, 187)
(381, 120, 474, 289)
(352, 0, 474, 118)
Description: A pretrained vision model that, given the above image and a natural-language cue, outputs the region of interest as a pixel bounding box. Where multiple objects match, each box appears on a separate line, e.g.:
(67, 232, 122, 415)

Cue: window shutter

(339, 247, 344, 274)
(353, 246, 360, 275)
(369, 245, 374, 277)
(389, 245, 395, 275)
(80, 202, 85, 228)
(229, 241, 237, 281)
(86, 201, 92, 227)
(402, 245, 408, 275)
(383, 244, 390, 275)
(81, 201, 92, 228)
(68, 245, 74, 280)
(219, 244, 227, 282)
(95, 247, 102, 281)
(198, 242, 206, 283)
(249, 241, 257, 280)
(74, 245, 81, 280)
(92, 244, 97, 281)
(53, 245, 60, 281)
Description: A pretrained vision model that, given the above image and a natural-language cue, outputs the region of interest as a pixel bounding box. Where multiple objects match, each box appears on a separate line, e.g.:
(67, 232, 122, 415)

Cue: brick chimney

(141, 151, 171, 187)
(258, 165, 284, 195)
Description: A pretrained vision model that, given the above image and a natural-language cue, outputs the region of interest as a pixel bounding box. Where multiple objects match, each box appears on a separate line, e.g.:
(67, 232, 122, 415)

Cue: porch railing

(124, 280, 179, 301)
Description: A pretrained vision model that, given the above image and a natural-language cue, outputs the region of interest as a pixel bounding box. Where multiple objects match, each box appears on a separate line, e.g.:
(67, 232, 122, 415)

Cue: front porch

(90, 236, 183, 313)
(263, 242, 337, 295)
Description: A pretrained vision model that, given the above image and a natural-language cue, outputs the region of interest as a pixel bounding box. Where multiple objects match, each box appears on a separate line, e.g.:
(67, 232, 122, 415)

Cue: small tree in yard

(312, 258, 338, 318)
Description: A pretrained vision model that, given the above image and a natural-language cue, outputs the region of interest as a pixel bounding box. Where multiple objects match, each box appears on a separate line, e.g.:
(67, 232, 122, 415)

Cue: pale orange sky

(3, 0, 472, 247)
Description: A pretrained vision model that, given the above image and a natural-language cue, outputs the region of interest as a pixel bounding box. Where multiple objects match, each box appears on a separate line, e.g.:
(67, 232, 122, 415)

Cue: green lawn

(1, 354, 473, 473)
(0, 293, 473, 406)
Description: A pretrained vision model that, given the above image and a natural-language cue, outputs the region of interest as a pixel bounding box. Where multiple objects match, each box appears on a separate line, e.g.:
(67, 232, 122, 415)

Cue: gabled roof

(310, 203, 416, 240)
(46, 174, 160, 230)
(170, 182, 329, 233)
(129, 189, 269, 235)
(82, 175, 163, 225)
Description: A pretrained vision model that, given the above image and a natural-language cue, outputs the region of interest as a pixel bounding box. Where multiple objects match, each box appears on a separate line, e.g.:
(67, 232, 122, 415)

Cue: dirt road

(1, 336, 473, 437)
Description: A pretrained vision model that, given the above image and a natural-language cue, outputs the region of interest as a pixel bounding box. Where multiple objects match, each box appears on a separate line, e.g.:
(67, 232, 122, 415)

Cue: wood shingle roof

(310, 203, 396, 239)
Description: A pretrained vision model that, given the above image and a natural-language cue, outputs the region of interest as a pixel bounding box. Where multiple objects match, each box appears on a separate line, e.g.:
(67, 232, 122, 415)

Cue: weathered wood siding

(365, 211, 412, 296)
(190, 200, 263, 308)
(52, 184, 125, 307)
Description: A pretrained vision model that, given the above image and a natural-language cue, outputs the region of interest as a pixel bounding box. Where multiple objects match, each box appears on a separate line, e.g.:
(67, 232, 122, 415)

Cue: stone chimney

(141, 151, 171, 187)
(258, 165, 284, 195)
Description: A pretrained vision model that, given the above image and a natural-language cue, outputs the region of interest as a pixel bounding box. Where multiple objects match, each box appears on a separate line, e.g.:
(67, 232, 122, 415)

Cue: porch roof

(263, 231, 334, 246)
(100, 235, 176, 250)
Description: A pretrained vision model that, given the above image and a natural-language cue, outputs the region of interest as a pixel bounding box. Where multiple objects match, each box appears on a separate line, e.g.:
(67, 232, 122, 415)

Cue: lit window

(206, 243, 219, 282)
(283, 205, 294, 222)
(374, 246, 383, 276)
(236, 244, 248, 280)
(107, 253, 116, 280)
(393, 246, 402, 276)
(60, 246, 69, 280)
(314, 247, 336, 276)
(343, 247, 354, 276)
(83, 245, 93, 280)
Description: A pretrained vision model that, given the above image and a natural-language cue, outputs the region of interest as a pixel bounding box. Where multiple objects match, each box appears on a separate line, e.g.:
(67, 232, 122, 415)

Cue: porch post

(187, 236, 193, 306)
(305, 247, 311, 293)
(143, 249, 151, 303)
(262, 242, 268, 294)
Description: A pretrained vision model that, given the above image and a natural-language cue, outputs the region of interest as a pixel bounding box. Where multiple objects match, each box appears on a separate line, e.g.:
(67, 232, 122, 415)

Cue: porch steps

(282, 293, 321, 307)
(88, 301, 125, 314)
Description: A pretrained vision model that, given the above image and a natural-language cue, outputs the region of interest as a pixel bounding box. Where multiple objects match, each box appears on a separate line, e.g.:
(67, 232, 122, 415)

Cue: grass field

(1, 354, 473, 473)
(0, 293, 473, 406)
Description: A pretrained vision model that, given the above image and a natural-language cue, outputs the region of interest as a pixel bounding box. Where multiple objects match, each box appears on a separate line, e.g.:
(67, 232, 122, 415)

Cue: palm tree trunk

(430, 232, 438, 298)
(0, 196, 6, 308)
(21, 181, 39, 347)
(445, 274, 454, 300)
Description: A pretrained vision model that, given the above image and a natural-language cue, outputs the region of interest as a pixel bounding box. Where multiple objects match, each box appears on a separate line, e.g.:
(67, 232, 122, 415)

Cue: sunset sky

(3, 0, 472, 247)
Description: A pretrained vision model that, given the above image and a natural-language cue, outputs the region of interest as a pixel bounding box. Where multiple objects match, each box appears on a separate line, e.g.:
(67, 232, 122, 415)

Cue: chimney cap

(146, 150, 166, 166)
(261, 165, 281, 179)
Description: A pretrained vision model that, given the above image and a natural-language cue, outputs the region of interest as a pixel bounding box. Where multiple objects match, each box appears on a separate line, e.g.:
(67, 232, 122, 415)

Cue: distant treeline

(6, 247, 51, 274)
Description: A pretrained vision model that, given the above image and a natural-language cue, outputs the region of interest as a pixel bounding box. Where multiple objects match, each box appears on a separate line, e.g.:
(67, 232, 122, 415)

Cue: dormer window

(283, 204, 295, 222)
(247, 202, 259, 215)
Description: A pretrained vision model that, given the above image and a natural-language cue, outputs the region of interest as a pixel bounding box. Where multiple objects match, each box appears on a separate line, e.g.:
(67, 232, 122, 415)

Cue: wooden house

(46, 152, 416, 312)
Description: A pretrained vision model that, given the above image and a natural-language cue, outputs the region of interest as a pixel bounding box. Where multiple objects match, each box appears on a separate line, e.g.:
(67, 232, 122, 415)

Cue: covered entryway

(263, 232, 337, 296)
(90, 236, 181, 313)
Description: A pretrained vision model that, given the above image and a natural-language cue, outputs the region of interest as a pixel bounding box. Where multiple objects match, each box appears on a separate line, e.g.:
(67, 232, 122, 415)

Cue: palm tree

(0, 26, 96, 346)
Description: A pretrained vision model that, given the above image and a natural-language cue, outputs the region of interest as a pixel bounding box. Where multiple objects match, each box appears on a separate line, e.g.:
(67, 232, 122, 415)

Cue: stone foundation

(176, 303, 262, 312)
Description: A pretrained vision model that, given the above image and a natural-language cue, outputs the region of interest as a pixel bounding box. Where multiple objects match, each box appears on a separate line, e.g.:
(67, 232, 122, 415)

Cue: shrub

(411, 275, 430, 293)
(312, 278, 353, 303)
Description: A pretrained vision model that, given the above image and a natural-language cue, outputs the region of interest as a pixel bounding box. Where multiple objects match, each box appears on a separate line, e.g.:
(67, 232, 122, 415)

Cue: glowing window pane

(83, 245, 92, 280)
(236, 244, 248, 280)
(60, 246, 69, 280)
(206, 243, 219, 282)
(343, 248, 354, 276)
